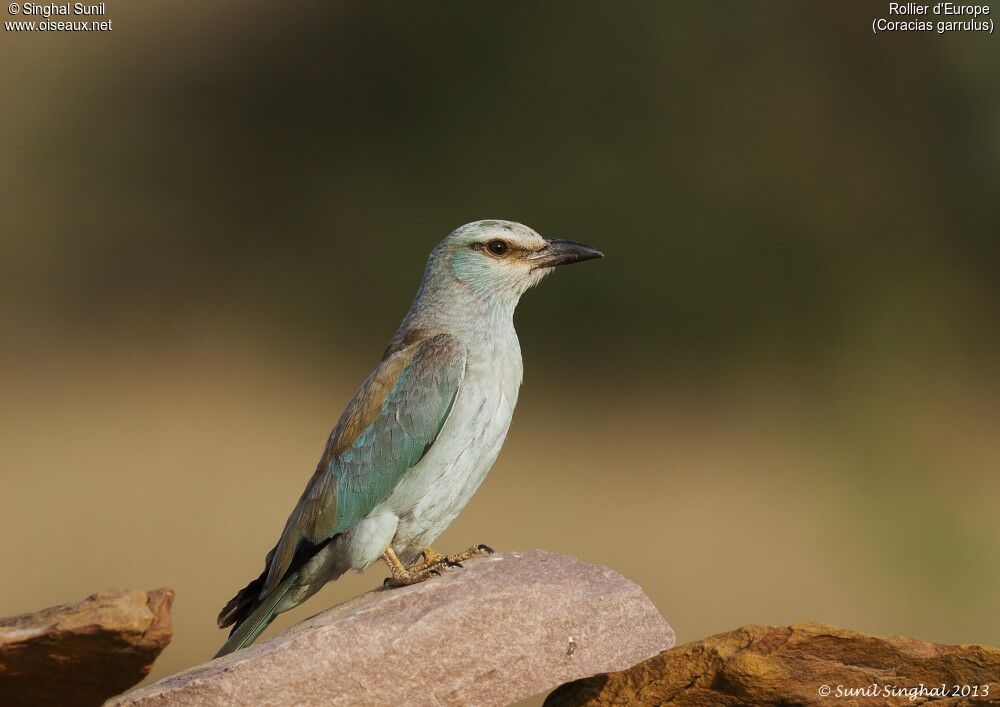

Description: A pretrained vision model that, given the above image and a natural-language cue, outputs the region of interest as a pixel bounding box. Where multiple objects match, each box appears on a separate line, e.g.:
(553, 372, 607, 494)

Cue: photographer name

(20, 3, 106, 18)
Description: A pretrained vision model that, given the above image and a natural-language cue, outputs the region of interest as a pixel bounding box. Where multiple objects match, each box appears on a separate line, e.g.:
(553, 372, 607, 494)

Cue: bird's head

(434, 220, 603, 302)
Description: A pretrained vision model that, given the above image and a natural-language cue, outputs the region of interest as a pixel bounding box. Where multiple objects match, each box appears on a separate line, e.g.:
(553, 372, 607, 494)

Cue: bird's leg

(403, 547, 448, 574)
(381, 545, 493, 587)
(381, 547, 447, 587)
(422, 546, 448, 566)
(445, 544, 495, 564)
(407, 544, 495, 573)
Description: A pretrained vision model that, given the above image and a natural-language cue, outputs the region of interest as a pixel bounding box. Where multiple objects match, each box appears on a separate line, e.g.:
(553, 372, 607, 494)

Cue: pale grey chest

(388, 331, 522, 561)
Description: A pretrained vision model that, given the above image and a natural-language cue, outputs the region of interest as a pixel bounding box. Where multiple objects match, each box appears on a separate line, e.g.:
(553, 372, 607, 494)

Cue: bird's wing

(262, 332, 467, 593)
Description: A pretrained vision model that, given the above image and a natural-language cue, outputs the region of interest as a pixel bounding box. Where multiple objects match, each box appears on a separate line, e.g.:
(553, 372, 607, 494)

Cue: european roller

(215, 220, 602, 657)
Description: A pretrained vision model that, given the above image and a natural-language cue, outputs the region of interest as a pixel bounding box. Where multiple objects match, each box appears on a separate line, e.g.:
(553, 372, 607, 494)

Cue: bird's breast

(384, 336, 522, 557)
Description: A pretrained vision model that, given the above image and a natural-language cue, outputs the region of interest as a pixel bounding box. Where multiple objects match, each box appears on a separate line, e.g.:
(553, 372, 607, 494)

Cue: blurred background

(2, 0, 998, 693)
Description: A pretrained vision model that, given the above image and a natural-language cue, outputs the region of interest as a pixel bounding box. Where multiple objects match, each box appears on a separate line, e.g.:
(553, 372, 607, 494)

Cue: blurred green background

(2, 0, 998, 692)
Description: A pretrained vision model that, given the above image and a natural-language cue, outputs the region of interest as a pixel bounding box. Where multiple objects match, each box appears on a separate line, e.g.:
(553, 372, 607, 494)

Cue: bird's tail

(214, 572, 297, 658)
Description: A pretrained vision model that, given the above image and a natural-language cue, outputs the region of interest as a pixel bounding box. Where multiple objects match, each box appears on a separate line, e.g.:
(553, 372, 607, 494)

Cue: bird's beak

(529, 239, 604, 270)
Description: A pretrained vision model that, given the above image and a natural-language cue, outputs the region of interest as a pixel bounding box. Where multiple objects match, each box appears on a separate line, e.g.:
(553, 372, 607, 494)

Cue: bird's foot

(382, 564, 445, 588)
(445, 543, 495, 564)
(381, 547, 456, 588)
(380, 545, 493, 588)
(402, 547, 463, 574)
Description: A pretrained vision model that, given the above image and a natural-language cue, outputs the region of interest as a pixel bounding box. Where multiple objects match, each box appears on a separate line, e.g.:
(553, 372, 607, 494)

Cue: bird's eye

(486, 240, 509, 256)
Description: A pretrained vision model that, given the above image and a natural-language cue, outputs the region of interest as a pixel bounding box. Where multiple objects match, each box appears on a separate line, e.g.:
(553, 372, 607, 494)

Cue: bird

(215, 220, 602, 657)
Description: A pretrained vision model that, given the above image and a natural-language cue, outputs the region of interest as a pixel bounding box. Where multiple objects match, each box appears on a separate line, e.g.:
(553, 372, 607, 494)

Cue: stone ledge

(113, 550, 674, 707)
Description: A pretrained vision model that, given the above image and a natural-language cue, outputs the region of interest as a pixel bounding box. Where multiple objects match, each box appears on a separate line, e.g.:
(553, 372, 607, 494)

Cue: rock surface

(545, 622, 1000, 706)
(114, 550, 674, 706)
(0, 588, 174, 707)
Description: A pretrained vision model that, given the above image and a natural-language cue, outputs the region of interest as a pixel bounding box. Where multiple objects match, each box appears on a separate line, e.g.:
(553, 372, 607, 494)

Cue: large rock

(546, 622, 1000, 706)
(114, 550, 674, 706)
(0, 588, 174, 707)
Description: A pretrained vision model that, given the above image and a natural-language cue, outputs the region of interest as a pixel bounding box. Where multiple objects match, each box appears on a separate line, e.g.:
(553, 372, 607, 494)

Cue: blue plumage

(215, 221, 601, 657)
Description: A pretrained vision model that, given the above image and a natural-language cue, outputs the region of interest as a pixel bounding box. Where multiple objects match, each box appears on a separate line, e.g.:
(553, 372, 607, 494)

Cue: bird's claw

(383, 543, 494, 586)
(443, 543, 496, 564)
(382, 561, 449, 588)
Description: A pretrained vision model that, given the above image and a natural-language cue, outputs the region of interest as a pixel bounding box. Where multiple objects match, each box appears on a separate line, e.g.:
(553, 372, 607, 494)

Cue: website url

(5, 19, 112, 31)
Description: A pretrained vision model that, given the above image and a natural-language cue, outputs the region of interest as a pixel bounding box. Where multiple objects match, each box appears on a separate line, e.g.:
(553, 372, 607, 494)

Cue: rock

(545, 622, 1000, 706)
(0, 588, 174, 707)
(113, 550, 674, 706)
